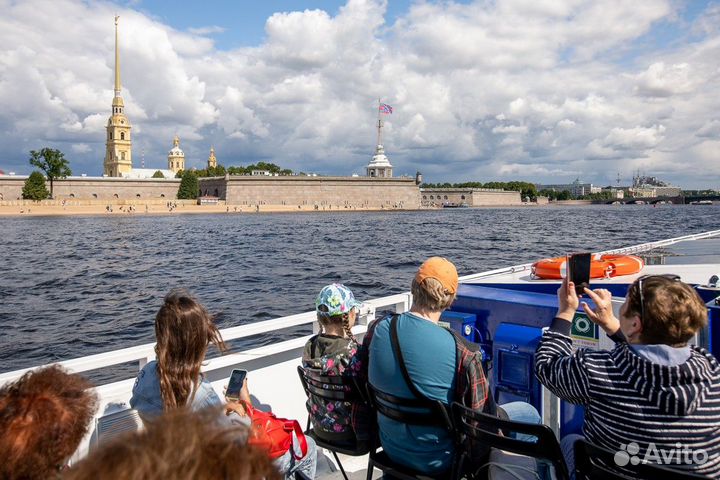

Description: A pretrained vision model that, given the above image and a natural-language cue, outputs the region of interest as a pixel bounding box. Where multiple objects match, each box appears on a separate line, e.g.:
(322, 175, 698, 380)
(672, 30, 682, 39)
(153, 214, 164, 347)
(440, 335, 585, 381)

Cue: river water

(1, 205, 718, 376)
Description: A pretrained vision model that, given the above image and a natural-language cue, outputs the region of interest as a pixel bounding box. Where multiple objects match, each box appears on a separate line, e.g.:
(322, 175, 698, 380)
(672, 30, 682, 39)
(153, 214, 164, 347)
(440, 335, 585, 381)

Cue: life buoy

(531, 254, 644, 280)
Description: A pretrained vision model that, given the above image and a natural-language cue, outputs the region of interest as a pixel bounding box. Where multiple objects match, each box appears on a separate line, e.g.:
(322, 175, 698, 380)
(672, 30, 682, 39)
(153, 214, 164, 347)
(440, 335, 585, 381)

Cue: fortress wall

(1, 175, 421, 209)
(420, 188, 521, 206)
(0, 176, 180, 201)
(216, 176, 421, 209)
(0, 177, 24, 200)
(471, 190, 522, 205)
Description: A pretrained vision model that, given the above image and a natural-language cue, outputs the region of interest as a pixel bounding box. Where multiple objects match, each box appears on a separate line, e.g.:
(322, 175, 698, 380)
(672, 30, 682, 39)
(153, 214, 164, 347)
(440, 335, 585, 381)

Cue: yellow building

(168, 135, 185, 174)
(208, 147, 217, 169)
(103, 16, 132, 177)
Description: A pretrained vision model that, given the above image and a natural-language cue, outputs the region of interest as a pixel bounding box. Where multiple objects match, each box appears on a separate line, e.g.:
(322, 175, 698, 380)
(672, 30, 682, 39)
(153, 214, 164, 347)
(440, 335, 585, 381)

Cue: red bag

(244, 402, 308, 460)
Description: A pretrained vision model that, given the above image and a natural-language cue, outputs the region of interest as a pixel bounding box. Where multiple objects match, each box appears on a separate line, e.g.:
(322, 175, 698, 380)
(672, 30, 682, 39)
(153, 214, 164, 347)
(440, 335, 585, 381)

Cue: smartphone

(225, 369, 247, 402)
(568, 253, 592, 297)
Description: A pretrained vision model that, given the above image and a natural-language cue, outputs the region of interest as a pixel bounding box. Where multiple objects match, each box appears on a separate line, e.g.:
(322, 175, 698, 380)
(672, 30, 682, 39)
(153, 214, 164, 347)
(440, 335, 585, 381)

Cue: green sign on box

(571, 312, 598, 340)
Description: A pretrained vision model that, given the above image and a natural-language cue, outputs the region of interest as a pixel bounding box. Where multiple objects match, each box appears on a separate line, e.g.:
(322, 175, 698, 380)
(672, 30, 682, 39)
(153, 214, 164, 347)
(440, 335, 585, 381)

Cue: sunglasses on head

(636, 274, 681, 321)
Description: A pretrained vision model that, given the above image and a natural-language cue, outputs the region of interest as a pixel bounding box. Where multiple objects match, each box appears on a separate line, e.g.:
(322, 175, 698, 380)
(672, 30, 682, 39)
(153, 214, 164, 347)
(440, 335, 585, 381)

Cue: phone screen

(568, 253, 592, 297)
(225, 369, 247, 401)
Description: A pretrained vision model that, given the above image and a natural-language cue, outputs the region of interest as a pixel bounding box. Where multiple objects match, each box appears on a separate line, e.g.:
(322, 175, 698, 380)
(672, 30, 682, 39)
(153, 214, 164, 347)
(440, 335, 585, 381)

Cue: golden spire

(114, 15, 121, 96)
(173, 135, 180, 147)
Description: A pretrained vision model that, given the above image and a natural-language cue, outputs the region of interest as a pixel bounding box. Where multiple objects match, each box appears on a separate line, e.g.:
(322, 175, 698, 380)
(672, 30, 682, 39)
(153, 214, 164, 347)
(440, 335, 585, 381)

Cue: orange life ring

(531, 254, 644, 280)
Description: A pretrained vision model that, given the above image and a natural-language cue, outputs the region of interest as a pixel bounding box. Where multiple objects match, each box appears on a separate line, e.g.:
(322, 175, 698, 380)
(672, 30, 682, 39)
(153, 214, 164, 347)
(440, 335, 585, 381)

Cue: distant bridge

(595, 195, 720, 205)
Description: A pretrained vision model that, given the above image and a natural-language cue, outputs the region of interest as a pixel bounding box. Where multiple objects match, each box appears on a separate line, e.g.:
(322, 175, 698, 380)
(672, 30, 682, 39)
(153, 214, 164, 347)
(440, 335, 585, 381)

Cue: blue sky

(131, 0, 420, 48)
(0, 0, 719, 187)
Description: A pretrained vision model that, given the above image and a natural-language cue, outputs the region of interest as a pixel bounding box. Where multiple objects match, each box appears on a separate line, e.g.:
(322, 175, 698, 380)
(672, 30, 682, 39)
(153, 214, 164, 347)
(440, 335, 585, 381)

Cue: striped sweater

(535, 319, 720, 477)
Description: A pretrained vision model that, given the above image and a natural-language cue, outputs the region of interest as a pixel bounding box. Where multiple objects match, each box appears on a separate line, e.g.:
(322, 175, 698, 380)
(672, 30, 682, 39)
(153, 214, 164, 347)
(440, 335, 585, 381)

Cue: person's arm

(581, 287, 623, 339)
(533, 277, 592, 405)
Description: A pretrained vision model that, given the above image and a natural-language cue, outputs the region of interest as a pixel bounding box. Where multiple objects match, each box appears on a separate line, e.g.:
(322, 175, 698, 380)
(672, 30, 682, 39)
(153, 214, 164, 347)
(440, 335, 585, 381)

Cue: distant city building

(252, 170, 271, 176)
(366, 100, 393, 178)
(167, 136, 185, 174)
(536, 178, 600, 198)
(601, 187, 624, 199)
(103, 16, 132, 177)
(629, 186, 682, 198)
(208, 147, 217, 169)
(653, 186, 682, 197)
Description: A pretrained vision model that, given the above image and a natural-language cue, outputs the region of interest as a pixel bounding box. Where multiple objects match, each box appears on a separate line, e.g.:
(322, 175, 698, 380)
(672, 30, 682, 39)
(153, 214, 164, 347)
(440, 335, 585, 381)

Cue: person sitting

(130, 289, 316, 479)
(302, 284, 370, 444)
(64, 408, 282, 480)
(0, 365, 98, 479)
(535, 275, 720, 477)
(362, 257, 541, 475)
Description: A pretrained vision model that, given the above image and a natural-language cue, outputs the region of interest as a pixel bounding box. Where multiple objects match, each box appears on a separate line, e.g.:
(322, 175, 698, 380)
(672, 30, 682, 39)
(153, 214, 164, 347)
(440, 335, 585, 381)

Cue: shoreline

(0, 203, 429, 217)
(0, 202, 565, 218)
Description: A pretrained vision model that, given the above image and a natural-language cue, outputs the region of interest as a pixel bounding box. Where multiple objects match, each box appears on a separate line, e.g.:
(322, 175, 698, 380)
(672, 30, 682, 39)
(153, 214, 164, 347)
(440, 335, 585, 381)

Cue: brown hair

(64, 408, 281, 480)
(0, 365, 98, 479)
(411, 277, 456, 312)
(316, 310, 355, 341)
(155, 290, 226, 410)
(626, 276, 708, 345)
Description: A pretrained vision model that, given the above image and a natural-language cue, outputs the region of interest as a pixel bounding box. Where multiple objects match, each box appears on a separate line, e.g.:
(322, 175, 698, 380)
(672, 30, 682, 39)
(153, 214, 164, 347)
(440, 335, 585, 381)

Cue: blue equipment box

(439, 311, 477, 343)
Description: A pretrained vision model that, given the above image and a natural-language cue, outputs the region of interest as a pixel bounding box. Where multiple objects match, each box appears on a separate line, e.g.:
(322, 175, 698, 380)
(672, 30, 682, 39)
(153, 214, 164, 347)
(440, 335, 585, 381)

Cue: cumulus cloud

(0, 0, 718, 187)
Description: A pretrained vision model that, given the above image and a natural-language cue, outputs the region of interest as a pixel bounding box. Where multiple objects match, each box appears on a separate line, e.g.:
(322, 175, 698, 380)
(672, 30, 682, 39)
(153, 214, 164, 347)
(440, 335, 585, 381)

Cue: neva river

(1, 205, 719, 376)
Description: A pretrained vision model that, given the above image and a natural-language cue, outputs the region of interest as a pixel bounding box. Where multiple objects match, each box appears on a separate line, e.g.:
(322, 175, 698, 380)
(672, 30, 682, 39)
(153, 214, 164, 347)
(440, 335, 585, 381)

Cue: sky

(0, 0, 718, 188)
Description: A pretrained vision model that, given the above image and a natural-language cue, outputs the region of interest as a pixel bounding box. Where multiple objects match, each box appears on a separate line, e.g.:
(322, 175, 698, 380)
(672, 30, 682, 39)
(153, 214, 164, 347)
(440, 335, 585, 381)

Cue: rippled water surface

(1, 205, 719, 374)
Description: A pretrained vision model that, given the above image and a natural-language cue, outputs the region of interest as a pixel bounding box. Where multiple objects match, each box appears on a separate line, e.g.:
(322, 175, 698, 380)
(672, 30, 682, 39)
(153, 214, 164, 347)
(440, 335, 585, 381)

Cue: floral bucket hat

(315, 284, 362, 318)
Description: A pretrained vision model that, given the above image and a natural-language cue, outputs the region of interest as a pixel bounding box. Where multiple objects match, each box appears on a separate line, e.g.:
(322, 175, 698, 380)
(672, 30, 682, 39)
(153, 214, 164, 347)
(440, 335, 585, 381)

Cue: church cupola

(208, 146, 217, 169)
(168, 135, 185, 174)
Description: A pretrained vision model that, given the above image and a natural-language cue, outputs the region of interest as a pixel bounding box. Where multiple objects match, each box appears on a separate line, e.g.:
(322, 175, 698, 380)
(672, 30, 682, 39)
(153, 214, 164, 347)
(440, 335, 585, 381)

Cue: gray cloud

(0, 0, 718, 187)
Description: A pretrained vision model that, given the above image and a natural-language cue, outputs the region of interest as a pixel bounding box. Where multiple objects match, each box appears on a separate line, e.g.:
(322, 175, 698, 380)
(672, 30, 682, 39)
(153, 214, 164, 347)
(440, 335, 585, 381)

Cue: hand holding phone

(568, 253, 592, 297)
(225, 369, 247, 402)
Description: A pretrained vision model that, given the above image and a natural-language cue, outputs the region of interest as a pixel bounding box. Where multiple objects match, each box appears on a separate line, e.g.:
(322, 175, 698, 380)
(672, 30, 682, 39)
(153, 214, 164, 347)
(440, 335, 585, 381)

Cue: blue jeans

(499, 401, 541, 442)
(560, 433, 584, 480)
(275, 432, 317, 479)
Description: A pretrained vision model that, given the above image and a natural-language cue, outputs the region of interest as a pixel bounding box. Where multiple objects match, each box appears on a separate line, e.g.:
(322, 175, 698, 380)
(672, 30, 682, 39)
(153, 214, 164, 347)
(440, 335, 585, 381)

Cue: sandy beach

(0, 202, 406, 217)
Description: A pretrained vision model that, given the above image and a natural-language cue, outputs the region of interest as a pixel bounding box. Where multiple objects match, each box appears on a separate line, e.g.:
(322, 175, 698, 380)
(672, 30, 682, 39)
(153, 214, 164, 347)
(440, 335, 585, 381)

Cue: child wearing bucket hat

(301, 284, 370, 443)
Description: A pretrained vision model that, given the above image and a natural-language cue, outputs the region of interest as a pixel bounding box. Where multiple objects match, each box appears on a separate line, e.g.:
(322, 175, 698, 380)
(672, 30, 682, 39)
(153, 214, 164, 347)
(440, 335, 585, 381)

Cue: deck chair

(297, 365, 371, 480)
(574, 438, 710, 480)
(93, 408, 143, 450)
(451, 402, 569, 480)
(366, 384, 457, 480)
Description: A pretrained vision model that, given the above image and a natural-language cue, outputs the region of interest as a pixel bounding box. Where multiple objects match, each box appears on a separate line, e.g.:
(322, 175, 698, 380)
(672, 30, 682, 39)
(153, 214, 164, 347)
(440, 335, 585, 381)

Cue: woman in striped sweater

(535, 275, 720, 478)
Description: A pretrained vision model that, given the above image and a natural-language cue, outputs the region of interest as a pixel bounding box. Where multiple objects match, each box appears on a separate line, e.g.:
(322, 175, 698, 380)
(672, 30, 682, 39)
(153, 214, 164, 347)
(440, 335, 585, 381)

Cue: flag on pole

(379, 103, 393, 114)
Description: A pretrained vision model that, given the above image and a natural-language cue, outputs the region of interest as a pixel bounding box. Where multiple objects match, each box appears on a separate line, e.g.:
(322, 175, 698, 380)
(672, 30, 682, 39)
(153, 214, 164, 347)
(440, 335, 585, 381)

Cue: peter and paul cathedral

(103, 16, 132, 177)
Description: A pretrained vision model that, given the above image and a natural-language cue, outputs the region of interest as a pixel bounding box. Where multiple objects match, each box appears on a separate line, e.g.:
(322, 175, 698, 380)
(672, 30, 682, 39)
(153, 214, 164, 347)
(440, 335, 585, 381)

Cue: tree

(29, 148, 71, 198)
(152, 170, 165, 179)
(22, 171, 49, 200)
(175, 170, 184, 179)
(177, 170, 199, 199)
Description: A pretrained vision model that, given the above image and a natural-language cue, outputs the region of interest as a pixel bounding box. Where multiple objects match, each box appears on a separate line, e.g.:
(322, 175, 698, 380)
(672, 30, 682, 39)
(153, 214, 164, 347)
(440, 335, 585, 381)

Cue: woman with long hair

(130, 289, 229, 415)
(129, 289, 317, 479)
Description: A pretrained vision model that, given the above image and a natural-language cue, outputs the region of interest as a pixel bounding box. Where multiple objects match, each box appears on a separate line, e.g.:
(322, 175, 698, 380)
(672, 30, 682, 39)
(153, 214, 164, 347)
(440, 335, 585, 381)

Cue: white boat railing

(458, 229, 720, 282)
(0, 292, 413, 464)
(0, 292, 412, 386)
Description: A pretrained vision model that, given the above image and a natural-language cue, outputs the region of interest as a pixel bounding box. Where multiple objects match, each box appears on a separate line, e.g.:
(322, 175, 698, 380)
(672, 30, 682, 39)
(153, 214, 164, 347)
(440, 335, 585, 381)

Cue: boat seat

(297, 365, 372, 480)
(574, 438, 710, 480)
(92, 407, 143, 450)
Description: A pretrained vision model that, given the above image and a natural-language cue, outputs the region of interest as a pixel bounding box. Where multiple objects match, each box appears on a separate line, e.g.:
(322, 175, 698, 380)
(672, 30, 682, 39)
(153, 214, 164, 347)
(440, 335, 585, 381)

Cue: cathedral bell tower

(103, 16, 132, 177)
